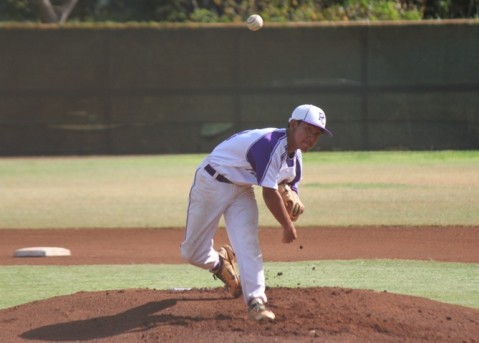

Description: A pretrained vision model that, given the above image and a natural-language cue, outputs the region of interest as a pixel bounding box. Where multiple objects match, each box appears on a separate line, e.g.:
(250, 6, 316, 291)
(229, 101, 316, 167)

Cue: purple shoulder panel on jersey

(290, 156, 302, 193)
(246, 130, 286, 184)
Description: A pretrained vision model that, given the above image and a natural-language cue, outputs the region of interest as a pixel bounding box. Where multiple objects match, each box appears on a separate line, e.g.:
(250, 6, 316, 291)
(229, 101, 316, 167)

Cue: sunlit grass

(1, 260, 477, 310)
(1, 151, 478, 228)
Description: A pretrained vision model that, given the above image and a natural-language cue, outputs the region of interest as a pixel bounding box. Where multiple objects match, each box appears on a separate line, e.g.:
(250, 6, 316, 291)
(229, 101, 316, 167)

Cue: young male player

(181, 104, 332, 321)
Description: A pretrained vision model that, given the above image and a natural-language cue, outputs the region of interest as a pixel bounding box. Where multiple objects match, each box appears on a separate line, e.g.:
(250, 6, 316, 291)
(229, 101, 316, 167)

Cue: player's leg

(223, 185, 266, 304)
(181, 167, 230, 270)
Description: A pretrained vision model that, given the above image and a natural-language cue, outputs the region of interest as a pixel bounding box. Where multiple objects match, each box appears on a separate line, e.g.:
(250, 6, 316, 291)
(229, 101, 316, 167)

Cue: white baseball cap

(289, 104, 333, 136)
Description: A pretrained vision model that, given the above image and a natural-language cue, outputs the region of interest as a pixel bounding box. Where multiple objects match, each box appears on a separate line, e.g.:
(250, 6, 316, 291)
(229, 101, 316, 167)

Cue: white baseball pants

(181, 160, 267, 304)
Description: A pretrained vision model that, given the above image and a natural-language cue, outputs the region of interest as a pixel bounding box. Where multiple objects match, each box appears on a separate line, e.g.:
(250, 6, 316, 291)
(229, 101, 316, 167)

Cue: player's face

(291, 121, 322, 152)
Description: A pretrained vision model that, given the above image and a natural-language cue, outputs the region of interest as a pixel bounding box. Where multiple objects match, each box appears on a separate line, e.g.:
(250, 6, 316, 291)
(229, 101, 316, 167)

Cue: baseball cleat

(248, 298, 275, 321)
(212, 244, 242, 298)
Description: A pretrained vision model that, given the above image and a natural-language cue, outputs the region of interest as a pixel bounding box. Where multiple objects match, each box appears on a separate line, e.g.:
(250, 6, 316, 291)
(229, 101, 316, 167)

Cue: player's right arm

(262, 187, 297, 243)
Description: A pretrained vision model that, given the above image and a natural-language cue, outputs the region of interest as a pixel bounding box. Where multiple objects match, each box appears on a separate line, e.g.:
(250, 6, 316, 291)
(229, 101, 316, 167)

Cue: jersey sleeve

(289, 152, 303, 194)
(246, 130, 287, 189)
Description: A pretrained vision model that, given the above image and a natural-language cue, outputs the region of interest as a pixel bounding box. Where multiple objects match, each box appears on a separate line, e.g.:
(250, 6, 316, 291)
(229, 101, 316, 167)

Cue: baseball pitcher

(181, 104, 332, 321)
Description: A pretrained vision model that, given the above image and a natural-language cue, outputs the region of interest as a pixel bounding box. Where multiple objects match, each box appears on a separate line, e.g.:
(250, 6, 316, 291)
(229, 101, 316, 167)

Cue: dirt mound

(2, 287, 478, 343)
(2, 227, 478, 341)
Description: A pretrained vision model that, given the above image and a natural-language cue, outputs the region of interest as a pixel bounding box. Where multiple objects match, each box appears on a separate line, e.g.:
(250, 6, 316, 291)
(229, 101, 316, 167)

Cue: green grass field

(1, 260, 477, 310)
(1, 151, 478, 228)
(1, 151, 478, 310)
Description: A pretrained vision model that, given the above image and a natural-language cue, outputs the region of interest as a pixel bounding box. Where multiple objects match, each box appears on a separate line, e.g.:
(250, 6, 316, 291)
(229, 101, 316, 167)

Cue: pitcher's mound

(1, 287, 478, 342)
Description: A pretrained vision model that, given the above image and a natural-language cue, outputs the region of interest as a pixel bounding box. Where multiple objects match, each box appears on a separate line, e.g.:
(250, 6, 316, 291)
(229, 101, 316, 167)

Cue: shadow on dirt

(4, 288, 479, 343)
(21, 296, 231, 342)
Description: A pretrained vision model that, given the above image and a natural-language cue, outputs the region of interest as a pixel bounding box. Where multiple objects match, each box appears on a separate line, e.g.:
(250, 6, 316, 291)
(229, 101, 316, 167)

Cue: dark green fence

(1, 21, 478, 155)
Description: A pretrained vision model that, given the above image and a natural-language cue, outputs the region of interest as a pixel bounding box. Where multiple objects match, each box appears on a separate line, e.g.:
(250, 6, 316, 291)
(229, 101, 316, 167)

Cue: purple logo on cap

(318, 111, 326, 127)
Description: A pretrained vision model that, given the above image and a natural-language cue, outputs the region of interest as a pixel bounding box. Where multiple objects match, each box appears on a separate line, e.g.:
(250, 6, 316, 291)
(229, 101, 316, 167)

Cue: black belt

(204, 164, 232, 184)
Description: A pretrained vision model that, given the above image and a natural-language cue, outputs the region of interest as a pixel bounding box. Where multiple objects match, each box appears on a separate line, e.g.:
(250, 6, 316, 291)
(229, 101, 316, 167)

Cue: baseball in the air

(246, 14, 263, 31)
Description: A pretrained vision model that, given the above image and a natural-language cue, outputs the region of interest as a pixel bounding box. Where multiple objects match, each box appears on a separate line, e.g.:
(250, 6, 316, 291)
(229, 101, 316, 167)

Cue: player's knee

(180, 245, 191, 262)
(181, 245, 211, 269)
(180, 244, 197, 265)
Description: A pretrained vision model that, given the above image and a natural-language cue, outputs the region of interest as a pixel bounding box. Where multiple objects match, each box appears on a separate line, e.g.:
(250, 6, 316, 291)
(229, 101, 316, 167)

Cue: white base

(14, 247, 71, 257)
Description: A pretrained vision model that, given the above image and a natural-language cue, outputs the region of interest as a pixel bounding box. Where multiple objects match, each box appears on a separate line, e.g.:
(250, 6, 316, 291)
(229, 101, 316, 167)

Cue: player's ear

(288, 120, 301, 128)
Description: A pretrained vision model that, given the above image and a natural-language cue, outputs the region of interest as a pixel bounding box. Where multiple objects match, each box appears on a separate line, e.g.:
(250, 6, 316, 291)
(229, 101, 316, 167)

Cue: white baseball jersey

(208, 128, 303, 192)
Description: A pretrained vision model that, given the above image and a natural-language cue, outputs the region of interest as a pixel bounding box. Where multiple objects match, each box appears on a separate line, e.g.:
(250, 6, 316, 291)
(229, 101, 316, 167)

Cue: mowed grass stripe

(1, 151, 478, 228)
(1, 260, 477, 310)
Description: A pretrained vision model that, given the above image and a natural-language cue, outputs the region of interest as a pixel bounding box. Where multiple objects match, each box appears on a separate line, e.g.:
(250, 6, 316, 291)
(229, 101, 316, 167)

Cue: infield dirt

(1, 226, 479, 342)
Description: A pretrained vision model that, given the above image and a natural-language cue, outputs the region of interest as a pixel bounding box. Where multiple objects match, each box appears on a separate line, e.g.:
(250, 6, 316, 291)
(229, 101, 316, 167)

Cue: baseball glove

(278, 183, 304, 222)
